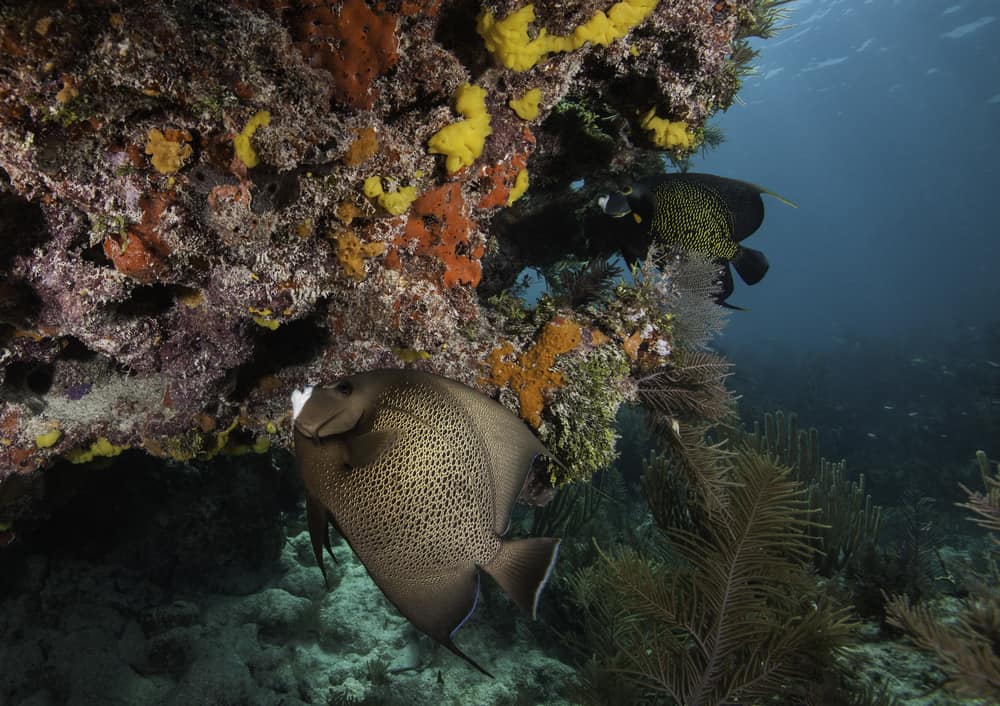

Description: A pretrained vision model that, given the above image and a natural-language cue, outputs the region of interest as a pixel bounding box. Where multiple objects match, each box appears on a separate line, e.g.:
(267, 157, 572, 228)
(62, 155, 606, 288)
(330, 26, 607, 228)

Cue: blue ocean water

(706, 0, 1000, 345)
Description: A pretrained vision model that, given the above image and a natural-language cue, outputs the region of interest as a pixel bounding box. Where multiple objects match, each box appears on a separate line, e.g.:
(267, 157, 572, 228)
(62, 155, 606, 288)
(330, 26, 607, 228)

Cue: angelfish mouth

(291, 386, 314, 421)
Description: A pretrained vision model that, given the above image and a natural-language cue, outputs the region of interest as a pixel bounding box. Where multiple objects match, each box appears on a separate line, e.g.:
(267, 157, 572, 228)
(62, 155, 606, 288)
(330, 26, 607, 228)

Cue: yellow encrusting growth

(427, 84, 492, 173)
(507, 168, 529, 205)
(249, 307, 280, 330)
(336, 229, 386, 281)
(234, 110, 271, 168)
(66, 437, 127, 464)
(509, 88, 542, 120)
(392, 347, 432, 362)
(35, 428, 62, 448)
(477, 1, 659, 72)
(145, 128, 193, 174)
(640, 108, 693, 149)
(363, 176, 418, 215)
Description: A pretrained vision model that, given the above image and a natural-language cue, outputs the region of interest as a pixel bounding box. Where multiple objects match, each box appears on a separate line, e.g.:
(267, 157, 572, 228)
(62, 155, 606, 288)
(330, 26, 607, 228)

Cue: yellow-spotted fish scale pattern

(650, 179, 739, 260)
(322, 378, 499, 583)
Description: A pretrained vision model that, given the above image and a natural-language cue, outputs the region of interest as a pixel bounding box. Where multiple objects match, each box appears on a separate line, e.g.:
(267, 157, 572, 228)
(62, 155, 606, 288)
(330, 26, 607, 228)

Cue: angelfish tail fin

(483, 537, 561, 619)
(733, 246, 769, 285)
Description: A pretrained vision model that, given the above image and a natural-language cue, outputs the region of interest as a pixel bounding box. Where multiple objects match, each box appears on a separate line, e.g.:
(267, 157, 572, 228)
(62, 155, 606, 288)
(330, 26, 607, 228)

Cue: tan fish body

(292, 370, 561, 675)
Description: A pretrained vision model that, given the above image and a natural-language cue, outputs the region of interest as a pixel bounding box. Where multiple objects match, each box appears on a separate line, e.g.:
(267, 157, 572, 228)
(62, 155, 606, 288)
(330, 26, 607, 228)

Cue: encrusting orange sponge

(486, 317, 582, 427)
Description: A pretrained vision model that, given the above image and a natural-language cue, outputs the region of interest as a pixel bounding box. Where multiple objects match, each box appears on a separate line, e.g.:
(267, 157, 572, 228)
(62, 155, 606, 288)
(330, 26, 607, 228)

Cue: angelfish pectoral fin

(482, 537, 561, 619)
(345, 429, 398, 468)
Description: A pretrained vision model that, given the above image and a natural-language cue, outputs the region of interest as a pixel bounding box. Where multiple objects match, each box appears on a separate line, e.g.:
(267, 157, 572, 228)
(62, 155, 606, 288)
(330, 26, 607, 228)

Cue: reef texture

(0, 1, 756, 505)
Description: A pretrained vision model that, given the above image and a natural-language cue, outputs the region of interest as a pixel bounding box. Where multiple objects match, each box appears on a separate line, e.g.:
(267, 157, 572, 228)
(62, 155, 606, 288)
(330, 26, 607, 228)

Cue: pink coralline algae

(0, 1, 767, 502)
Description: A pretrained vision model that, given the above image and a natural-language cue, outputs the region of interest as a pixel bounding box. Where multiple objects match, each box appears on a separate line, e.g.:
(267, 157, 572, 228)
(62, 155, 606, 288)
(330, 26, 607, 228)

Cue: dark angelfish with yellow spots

(599, 172, 796, 307)
(291, 370, 562, 676)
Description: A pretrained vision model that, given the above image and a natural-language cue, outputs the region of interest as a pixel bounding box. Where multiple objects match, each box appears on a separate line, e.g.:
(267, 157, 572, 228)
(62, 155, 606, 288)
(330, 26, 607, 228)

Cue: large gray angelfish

(291, 369, 562, 676)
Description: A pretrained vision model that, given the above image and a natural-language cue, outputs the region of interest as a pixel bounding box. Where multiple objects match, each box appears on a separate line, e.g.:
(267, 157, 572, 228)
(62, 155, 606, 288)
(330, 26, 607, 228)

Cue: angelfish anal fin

(345, 429, 398, 468)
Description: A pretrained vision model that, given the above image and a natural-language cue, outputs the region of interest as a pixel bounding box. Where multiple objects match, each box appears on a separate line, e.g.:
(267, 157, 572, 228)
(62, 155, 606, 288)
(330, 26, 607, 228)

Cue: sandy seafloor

(0, 523, 579, 706)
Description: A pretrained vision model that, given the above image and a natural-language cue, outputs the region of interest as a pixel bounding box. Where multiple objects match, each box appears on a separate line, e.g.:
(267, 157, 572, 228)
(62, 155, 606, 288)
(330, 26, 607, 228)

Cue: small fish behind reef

(599, 172, 796, 307)
(292, 370, 562, 676)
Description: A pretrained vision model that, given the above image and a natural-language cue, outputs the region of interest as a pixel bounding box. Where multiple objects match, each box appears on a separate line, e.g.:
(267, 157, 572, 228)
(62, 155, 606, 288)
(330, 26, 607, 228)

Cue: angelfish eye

(334, 380, 353, 396)
(622, 186, 633, 195)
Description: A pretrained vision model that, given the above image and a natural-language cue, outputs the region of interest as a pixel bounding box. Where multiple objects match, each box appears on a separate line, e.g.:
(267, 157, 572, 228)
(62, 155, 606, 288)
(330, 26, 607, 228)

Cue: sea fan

(636, 350, 733, 422)
(642, 246, 730, 350)
(645, 418, 733, 517)
(958, 450, 1000, 541)
(884, 450, 1000, 702)
(571, 450, 854, 706)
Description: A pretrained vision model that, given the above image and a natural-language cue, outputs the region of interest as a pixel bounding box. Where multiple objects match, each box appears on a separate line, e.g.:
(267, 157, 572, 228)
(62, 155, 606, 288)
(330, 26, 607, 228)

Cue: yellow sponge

(507, 168, 529, 205)
(363, 176, 418, 215)
(478, 1, 659, 72)
(509, 88, 542, 120)
(427, 84, 492, 173)
(640, 108, 693, 150)
(234, 110, 271, 168)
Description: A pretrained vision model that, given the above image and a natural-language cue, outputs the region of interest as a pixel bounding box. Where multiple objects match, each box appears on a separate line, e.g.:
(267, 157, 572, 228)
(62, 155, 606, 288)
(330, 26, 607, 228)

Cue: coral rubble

(0, 1, 764, 508)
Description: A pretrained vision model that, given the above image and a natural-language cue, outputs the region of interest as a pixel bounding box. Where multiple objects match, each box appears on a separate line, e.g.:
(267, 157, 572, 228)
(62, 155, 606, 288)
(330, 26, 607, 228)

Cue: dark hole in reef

(0, 450, 301, 587)
(1, 361, 54, 397)
(57, 335, 97, 362)
(434, 0, 488, 74)
(0, 281, 41, 326)
(230, 315, 328, 402)
(80, 241, 114, 267)
(0, 191, 47, 271)
(25, 364, 54, 395)
(115, 284, 182, 318)
(1, 361, 30, 391)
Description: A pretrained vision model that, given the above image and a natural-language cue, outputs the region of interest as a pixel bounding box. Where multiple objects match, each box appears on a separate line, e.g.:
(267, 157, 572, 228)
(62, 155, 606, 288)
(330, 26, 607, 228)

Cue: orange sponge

(487, 317, 582, 427)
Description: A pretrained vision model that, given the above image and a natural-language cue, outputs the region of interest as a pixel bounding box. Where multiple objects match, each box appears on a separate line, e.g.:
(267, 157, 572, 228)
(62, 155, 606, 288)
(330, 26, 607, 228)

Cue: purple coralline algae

(0, 1, 768, 504)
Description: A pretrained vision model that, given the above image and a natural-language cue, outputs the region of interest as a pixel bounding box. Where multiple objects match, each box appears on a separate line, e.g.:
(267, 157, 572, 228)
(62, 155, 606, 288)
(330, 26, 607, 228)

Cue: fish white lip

(291, 386, 314, 421)
(597, 195, 609, 210)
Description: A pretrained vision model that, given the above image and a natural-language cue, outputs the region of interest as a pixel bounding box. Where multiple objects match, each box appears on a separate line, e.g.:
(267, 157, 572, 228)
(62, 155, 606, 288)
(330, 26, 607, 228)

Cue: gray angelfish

(291, 370, 562, 676)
